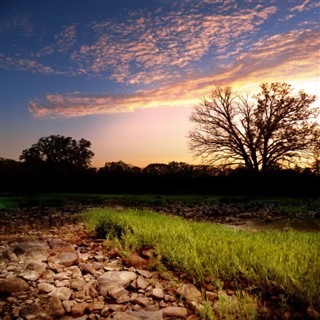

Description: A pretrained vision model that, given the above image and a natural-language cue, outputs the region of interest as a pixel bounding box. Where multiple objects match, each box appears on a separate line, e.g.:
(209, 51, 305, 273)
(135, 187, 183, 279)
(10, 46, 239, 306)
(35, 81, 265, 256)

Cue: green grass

(84, 207, 320, 310)
(0, 193, 215, 209)
(2, 192, 320, 211)
(0, 194, 24, 210)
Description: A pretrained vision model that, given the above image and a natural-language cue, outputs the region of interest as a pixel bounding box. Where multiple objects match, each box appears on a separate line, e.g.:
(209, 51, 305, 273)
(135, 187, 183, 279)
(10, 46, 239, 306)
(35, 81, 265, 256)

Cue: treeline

(1, 158, 319, 196)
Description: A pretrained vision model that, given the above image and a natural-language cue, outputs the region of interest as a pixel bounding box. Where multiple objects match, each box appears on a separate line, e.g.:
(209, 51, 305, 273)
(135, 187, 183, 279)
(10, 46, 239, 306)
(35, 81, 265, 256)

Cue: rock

(21, 269, 40, 281)
(38, 283, 56, 293)
(54, 271, 69, 280)
(112, 312, 141, 320)
(131, 296, 152, 307)
(48, 287, 72, 301)
(0, 277, 30, 293)
(117, 294, 131, 304)
(136, 269, 153, 279)
(48, 262, 64, 273)
(79, 263, 96, 275)
(19, 303, 49, 319)
(108, 286, 129, 300)
(71, 277, 86, 290)
(104, 259, 122, 271)
(206, 291, 218, 301)
(26, 261, 47, 272)
(13, 241, 49, 263)
(105, 304, 125, 313)
(164, 306, 188, 318)
(2, 249, 18, 262)
(177, 284, 202, 303)
(72, 302, 88, 317)
(68, 266, 82, 278)
(62, 300, 73, 312)
(47, 296, 66, 317)
(152, 288, 164, 299)
(55, 279, 70, 287)
(107, 248, 122, 258)
(125, 253, 150, 269)
(136, 277, 149, 290)
(187, 316, 200, 320)
(97, 271, 137, 296)
(20, 261, 47, 281)
(49, 252, 78, 267)
(47, 238, 76, 254)
(127, 309, 164, 319)
(88, 300, 105, 313)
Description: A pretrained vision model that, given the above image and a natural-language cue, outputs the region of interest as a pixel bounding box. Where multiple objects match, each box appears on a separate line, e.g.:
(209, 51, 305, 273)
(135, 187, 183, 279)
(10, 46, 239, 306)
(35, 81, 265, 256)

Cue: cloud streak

(28, 28, 320, 118)
(0, 53, 60, 75)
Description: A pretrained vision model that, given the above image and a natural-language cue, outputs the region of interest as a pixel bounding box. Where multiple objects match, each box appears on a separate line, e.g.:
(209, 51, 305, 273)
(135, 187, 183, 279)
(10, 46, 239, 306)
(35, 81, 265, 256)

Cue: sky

(1, 0, 319, 168)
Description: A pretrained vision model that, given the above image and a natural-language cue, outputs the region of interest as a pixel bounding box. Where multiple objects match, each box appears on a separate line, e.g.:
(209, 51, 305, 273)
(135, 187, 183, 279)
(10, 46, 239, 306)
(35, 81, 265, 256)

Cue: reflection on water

(230, 218, 320, 232)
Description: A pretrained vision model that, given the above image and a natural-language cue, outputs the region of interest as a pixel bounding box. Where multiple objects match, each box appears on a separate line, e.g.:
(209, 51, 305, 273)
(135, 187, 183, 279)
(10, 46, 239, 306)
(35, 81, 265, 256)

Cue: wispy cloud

(28, 27, 320, 118)
(290, 0, 320, 12)
(1, 1, 318, 93)
(55, 25, 77, 53)
(0, 53, 60, 75)
(1, 3, 277, 85)
(32, 24, 78, 57)
(0, 13, 34, 36)
(70, 4, 277, 84)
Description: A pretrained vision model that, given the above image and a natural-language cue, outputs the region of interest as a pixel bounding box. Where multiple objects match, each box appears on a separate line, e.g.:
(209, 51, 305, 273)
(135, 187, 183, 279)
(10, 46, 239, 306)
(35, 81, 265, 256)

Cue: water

(229, 217, 320, 232)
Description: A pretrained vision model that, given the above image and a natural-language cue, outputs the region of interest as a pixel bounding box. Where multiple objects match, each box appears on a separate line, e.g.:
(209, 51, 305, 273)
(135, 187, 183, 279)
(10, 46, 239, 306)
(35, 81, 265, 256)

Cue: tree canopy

(20, 135, 94, 170)
(188, 82, 319, 172)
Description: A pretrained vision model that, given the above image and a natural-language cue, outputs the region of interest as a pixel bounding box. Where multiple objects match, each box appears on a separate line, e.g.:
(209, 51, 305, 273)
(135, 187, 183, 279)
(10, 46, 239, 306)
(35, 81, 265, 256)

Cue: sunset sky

(1, 0, 319, 168)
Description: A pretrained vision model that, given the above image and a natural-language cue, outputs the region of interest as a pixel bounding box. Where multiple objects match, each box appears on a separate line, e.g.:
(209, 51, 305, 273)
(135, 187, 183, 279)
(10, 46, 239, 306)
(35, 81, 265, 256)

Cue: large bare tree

(188, 82, 319, 172)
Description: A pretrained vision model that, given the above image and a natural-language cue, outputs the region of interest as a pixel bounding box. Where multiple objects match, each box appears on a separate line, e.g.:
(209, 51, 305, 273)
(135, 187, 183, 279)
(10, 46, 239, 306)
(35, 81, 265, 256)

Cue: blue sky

(1, 0, 319, 167)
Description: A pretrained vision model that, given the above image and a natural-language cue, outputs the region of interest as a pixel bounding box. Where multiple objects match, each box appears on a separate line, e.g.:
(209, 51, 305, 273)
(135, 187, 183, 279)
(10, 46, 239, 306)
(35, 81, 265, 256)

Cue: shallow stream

(230, 217, 320, 232)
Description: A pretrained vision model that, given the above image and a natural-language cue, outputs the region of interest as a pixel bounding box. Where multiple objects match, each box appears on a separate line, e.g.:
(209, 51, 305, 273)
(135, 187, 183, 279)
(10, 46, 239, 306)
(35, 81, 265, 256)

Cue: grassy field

(84, 207, 320, 312)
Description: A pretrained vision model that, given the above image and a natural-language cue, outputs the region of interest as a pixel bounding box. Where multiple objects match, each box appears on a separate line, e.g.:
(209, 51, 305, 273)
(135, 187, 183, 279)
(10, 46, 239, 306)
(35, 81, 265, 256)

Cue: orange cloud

(290, 0, 320, 12)
(29, 27, 319, 118)
(69, 4, 277, 85)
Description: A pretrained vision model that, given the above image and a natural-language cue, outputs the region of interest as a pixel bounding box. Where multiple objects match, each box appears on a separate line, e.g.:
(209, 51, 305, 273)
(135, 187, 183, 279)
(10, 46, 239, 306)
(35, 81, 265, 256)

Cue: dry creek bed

(0, 206, 319, 320)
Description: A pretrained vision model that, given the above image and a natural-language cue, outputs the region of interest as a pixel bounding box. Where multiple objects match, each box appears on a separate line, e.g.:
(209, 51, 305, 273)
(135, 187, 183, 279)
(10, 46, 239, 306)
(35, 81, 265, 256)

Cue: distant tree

(142, 163, 169, 176)
(167, 161, 192, 176)
(191, 164, 221, 177)
(20, 135, 94, 170)
(101, 161, 131, 172)
(0, 158, 23, 174)
(188, 82, 319, 172)
(99, 161, 140, 176)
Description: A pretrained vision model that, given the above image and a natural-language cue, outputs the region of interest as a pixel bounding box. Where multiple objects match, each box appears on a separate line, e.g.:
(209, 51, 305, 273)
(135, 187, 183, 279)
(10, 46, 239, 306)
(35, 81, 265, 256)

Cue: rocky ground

(0, 206, 319, 320)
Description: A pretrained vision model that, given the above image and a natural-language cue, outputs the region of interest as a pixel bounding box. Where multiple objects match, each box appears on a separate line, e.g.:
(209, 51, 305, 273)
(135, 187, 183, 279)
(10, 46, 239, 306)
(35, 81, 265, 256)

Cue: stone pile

(0, 208, 80, 236)
(0, 223, 211, 320)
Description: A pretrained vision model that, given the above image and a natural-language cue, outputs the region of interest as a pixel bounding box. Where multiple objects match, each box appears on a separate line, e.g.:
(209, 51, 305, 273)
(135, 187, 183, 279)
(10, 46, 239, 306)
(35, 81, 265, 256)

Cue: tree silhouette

(188, 82, 319, 172)
(99, 161, 141, 176)
(20, 135, 94, 170)
(312, 129, 320, 175)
